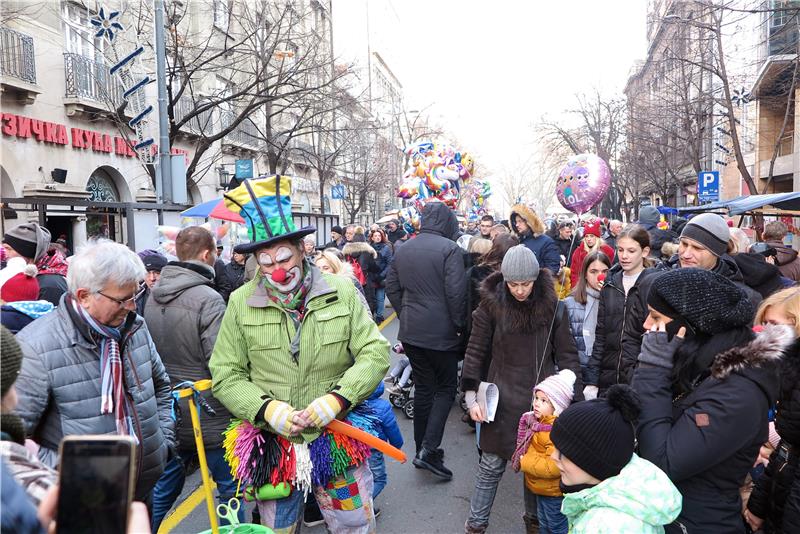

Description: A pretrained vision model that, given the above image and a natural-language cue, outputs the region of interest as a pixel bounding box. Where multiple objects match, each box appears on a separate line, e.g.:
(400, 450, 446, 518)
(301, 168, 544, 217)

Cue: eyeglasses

(97, 283, 146, 308)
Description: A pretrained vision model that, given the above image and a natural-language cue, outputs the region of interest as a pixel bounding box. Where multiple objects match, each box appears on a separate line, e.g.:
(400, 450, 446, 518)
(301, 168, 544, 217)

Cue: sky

(333, 0, 648, 210)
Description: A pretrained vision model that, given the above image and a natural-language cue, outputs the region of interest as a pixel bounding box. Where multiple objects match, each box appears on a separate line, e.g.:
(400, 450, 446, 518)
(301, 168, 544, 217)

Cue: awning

(727, 192, 800, 215)
(678, 196, 748, 214)
(677, 193, 800, 216)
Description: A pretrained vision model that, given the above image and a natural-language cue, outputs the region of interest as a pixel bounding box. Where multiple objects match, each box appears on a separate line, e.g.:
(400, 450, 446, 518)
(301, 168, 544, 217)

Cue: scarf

(511, 412, 554, 471)
(261, 264, 314, 363)
(261, 264, 313, 322)
(35, 249, 68, 277)
(69, 296, 138, 441)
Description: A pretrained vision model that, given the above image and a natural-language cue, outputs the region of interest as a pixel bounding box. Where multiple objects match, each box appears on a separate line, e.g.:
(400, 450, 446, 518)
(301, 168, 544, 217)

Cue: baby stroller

(387, 342, 415, 419)
(388, 375, 414, 419)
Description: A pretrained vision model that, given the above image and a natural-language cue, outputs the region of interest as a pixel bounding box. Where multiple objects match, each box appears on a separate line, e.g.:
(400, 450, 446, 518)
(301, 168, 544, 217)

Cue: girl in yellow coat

(512, 369, 576, 534)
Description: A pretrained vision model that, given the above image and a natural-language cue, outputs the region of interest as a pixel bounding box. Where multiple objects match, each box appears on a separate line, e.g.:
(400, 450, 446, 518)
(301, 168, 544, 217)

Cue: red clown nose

(271, 268, 288, 283)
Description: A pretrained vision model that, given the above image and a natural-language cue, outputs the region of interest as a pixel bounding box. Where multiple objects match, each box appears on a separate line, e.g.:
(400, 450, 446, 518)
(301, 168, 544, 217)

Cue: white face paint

(258, 244, 304, 293)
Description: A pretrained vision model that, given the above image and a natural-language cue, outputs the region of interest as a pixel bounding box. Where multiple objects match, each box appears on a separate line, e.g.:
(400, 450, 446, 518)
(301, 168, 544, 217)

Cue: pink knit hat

(534, 369, 576, 415)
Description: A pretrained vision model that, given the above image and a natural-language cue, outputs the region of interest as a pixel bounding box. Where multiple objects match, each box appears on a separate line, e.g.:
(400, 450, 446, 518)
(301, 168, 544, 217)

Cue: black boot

(413, 447, 453, 481)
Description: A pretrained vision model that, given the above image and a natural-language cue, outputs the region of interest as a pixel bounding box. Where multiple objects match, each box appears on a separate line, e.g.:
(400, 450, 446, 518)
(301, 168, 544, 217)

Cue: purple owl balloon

(556, 153, 611, 215)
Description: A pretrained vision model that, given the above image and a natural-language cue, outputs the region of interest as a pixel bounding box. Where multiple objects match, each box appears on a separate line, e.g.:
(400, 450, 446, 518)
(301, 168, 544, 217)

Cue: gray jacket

(15, 298, 175, 501)
(144, 261, 230, 449)
(563, 288, 600, 380)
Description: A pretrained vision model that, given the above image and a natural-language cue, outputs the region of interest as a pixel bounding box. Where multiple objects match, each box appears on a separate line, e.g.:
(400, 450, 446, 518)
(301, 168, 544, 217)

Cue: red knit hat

(583, 220, 602, 238)
(1, 265, 40, 302)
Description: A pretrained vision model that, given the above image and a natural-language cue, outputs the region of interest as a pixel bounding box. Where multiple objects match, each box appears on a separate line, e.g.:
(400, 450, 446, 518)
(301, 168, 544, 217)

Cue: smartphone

(56, 435, 136, 534)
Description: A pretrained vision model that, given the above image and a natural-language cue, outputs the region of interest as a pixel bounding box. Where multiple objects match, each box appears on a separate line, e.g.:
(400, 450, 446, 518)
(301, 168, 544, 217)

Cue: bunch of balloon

(555, 153, 611, 215)
(395, 141, 475, 232)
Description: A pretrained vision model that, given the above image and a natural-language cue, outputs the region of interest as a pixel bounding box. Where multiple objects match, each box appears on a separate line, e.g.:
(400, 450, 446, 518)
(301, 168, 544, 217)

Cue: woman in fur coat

(746, 286, 800, 533)
(632, 268, 792, 533)
(461, 245, 582, 534)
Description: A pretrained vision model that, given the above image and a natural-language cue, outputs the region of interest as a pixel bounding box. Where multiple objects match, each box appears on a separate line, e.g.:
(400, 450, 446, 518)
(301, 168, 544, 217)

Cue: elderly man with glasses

(14, 239, 175, 501)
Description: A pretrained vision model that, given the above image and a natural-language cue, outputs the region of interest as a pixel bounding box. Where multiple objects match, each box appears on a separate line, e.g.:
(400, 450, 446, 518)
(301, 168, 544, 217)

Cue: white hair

(729, 227, 751, 255)
(67, 239, 146, 294)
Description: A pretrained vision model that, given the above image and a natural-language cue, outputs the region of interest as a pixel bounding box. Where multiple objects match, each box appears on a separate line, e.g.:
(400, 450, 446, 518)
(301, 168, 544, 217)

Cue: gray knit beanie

(3, 223, 51, 261)
(638, 206, 661, 226)
(681, 213, 730, 257)
(501, 245, 540, 282)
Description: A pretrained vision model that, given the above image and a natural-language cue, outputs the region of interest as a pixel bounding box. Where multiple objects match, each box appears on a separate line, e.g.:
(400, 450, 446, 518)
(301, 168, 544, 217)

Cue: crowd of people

(1, 190, 800, 533)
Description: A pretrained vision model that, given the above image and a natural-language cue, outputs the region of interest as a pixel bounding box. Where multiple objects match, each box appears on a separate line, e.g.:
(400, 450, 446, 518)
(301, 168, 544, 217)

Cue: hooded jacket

(747, 338, 800, 532)
(560, 454, 682, 534)
(386, 202, 467, 351)
(144, 261, 230, 449)
(585, 265, 659, 391)
(15, 298, 175, 501)
(461, 270, 583, 459)
(343, 241, 378, 273)
(509, 204, 561, 273)
(519, 413, 561, 497)
(633, 325, 792, 533)
(0, 301, 53, 334)
(766, 240, 800, 282)
(363, 382, 403, 448)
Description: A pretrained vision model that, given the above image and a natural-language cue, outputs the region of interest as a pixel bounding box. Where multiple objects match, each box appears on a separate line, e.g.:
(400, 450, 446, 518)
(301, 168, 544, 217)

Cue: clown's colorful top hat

(224, 175, 315, 254)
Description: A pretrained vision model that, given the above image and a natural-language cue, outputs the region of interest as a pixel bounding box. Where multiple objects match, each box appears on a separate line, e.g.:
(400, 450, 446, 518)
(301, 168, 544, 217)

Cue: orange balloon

(327, 419, 407, 463)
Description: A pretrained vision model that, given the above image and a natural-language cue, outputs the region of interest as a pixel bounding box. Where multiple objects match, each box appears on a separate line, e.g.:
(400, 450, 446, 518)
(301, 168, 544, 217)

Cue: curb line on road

(160, 312, 397, 533)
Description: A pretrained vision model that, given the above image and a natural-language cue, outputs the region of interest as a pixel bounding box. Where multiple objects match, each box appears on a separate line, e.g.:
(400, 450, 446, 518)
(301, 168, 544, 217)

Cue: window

(214, 0, 229, 29)
(62, 2, 102, 59)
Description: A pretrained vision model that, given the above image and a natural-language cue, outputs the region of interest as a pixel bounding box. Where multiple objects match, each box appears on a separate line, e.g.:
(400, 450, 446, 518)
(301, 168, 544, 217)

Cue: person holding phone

(14, 240, 175, 502)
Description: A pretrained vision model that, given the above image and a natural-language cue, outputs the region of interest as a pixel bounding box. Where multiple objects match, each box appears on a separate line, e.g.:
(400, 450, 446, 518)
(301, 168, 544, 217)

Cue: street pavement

(163, 315, 523, 534)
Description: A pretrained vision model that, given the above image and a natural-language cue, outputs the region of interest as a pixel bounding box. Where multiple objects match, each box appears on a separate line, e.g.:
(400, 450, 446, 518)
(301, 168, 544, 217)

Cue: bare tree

(537, 89, 628, 216)
(339, 119, 392, 224)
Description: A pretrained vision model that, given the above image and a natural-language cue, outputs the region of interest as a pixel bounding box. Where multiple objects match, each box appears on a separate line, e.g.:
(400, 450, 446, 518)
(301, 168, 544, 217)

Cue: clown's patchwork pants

(256, 462, 375, 534)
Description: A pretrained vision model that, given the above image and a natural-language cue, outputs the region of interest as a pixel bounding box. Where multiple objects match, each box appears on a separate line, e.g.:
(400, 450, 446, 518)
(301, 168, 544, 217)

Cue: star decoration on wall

(90, 6, 124, 42)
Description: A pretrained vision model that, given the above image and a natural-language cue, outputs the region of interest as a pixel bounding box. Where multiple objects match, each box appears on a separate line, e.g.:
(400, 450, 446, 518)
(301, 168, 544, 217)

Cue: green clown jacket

(209, 264, 390, 443)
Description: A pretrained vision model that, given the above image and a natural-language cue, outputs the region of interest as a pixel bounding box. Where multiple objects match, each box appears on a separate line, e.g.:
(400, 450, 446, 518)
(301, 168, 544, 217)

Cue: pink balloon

(556, 153, 611, 215)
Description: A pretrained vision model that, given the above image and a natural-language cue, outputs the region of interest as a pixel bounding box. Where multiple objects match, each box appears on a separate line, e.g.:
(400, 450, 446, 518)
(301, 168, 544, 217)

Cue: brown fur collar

(343, 242, 377, 258)
(711, 324, 794, 379)
(479, 269, 556, 332)
(509, 204, 546, 236)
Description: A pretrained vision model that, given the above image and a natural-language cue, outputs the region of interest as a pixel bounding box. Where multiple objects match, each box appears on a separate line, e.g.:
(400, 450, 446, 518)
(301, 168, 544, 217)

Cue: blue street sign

(698, 171, 720, 203)
(331, 184, 345, 199)
(235, 159, 254, 179)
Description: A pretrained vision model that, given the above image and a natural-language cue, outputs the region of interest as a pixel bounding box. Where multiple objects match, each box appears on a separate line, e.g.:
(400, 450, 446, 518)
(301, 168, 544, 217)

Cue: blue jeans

(368, 451, 387, 498)
(151, 447, 243, 532)
(375, 287, 385, 319)
(537, 495, 567, 534)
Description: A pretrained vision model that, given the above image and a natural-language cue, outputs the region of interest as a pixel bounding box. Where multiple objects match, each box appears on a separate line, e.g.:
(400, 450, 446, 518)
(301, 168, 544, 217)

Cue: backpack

(348, 257, 367, 286)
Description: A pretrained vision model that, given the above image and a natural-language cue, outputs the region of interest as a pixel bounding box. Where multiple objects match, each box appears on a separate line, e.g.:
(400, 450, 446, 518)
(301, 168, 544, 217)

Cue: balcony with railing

(220, 109, 262, 152)
(0, 25, 40, 104)
(174, 95, 215, 137)
(63, 52, 124, 116)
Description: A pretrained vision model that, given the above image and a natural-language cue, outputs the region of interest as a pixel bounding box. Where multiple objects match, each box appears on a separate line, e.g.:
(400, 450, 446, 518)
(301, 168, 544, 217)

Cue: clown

(211, 175, 390, 533)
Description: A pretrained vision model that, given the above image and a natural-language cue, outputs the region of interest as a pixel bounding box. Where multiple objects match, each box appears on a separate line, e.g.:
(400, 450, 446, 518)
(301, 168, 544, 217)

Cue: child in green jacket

(549, 385, 682, 534)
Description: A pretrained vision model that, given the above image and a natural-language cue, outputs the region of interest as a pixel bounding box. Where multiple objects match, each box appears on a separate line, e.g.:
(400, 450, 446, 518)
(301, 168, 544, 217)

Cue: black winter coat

(221, 260, 246, 300)
(633, 326, 790, 534)
(585, 265, 659, 392)
(731, 253, 785, 299)
(36, 273, 67, 307)
(386, 202, 467, 351)
(461, 270, 583, 459)
(748, 338, 800, 532)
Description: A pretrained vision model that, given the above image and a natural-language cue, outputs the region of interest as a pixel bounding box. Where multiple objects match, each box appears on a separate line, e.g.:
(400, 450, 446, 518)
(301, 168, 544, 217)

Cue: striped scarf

(69, 297, 138, 441)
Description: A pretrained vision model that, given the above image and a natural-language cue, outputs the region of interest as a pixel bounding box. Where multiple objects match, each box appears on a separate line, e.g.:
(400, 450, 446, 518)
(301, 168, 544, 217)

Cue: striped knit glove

(305, 394, 344, 428)
(263, 400, 296, 438)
